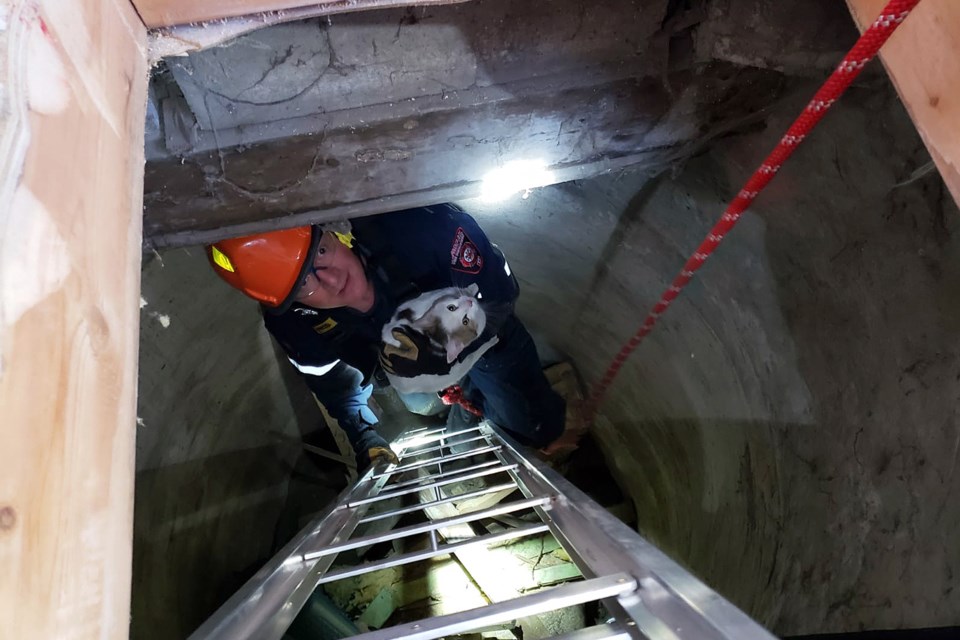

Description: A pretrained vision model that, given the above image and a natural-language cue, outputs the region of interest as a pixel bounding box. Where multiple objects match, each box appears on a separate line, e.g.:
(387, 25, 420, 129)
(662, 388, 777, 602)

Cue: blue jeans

(457, 315, 565, 448)
(396, 391, 447, 416)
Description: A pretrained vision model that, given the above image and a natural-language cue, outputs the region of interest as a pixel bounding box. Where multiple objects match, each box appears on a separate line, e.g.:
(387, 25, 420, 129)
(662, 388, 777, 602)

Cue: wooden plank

(133, 0, 462, 29)
(146, 0, 473, 61)
(134, 0, 339, 28)
(846, 0, 960, 207)
(0, 1, 148, 638)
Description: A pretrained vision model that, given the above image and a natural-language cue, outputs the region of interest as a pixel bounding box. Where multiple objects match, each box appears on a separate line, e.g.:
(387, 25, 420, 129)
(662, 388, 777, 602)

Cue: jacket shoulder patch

(450, 227, 483, 274)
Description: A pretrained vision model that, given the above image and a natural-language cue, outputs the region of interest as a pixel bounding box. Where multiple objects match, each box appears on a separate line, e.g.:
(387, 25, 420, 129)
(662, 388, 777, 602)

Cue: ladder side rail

(485, 433, 631, 640)
(491, 426, 778, 640)
(474, 428, 642, 640)
(488, 427, 726, 640)
(484, 426, 728, 640)
(545, 492, 746, 640)
(475, 427, 597, 573)
(188, 464, 394, 640)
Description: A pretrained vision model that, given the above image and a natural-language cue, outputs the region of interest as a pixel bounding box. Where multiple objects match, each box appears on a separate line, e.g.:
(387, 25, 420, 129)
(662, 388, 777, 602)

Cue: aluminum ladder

(190, 422, 777, 640)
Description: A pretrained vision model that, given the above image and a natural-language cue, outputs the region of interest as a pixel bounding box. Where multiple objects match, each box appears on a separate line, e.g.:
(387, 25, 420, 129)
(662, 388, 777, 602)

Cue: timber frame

(0, 0, 148, 638)
(846, 0, 960, 206)
(0, 1, 956, 638)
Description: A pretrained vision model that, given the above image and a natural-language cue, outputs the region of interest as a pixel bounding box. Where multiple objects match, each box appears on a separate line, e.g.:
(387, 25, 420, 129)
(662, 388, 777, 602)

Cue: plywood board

(0, 0, 148, 638)
(846, 0, 960, 207)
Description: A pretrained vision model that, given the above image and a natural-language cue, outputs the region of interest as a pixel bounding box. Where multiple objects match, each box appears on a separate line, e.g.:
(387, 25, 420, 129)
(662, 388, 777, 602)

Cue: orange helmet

(207, 226, 320, 311)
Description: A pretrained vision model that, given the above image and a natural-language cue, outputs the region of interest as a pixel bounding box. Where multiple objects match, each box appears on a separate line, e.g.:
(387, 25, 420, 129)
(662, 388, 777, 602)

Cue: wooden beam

(846, 0, 960, 207)
(0, 1, 148, 638)
(134, 0, 340, 28)
(134, 0, 466, 29)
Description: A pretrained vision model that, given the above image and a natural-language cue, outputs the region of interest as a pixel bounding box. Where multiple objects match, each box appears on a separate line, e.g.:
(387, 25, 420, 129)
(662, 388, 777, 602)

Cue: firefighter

(207, 203, 566, 470)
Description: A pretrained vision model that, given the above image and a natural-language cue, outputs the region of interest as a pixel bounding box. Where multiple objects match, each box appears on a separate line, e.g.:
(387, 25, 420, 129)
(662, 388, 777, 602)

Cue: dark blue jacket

(262, 204, 518, 428)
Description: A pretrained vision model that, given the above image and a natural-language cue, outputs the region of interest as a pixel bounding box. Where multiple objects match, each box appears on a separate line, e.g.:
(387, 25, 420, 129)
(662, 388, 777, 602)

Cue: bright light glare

(480, 159, 555, 202)
(390, 433, 431, 454)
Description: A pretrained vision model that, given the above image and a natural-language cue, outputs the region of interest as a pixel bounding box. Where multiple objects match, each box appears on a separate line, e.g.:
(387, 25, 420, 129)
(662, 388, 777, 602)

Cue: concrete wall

(134, 250, 331, 638)
(134, 75, 960, 639)
(468, 80, 960, 633)
(143, 0, 856, 246)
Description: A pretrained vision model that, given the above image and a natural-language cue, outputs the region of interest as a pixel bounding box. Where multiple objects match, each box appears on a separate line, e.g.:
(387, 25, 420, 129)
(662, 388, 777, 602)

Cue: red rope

(440, 385, 485, 418)
(584, 0, 923, 422)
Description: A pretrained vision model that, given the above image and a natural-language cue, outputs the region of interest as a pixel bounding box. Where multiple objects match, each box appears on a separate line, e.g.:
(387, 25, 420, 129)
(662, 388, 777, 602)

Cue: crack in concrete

(853, 426, 865, 472)
(567, 5, 588, 42)
(235, 44, 296, 97)
(209, 118, 329, 200)
(203, 26, 336, 107)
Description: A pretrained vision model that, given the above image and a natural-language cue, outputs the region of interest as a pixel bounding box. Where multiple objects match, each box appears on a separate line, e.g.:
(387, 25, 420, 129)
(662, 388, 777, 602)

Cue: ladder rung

(395, 427, 447, 444)
(344, 573, 638, 640)
(400, 426, 435, 437)
(374, 445, 502, 477)
(359, 482, 517, 524)
(348, 464, 520, 507)
(396, 425, 484, 450)
(397, 434, 490, 460)
(316, 522, 551, 585)
(547, 623, 633, 640)
(384, 459, 503, 491)
(305, 495, 551, 559)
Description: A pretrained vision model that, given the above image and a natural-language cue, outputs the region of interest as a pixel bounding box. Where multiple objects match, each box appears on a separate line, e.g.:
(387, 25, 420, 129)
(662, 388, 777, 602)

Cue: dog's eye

(447, 304, 457, 311)
(462, 316, 469, 326)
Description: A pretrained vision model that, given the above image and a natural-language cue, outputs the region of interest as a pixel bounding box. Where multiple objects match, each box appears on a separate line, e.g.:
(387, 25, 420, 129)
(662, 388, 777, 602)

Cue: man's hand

(366, 446, 400, 469)
(352, 425, 399, 471)
(379, 326, 450, 378)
